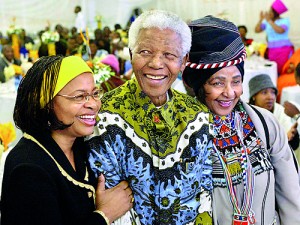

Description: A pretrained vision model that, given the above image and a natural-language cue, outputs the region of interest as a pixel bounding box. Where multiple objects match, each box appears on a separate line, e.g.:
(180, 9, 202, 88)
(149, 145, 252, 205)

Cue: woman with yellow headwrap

(1, 55, 133, 225)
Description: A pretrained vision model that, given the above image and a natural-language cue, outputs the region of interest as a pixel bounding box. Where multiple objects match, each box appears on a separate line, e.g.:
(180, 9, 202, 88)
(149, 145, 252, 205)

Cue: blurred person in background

(238, 25, 253, 47)
(255, 0, 294, 75)
(249, 74, 299, 150)
(0, 44, 22, 83)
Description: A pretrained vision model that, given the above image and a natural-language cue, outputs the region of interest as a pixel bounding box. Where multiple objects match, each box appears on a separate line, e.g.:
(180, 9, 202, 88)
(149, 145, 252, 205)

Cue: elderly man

(87, 10, 213, 225)
(0, 44, 21, 83)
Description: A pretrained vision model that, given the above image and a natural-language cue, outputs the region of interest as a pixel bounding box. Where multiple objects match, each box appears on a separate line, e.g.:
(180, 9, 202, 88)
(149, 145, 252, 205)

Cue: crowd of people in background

(0, 5, 142, 93)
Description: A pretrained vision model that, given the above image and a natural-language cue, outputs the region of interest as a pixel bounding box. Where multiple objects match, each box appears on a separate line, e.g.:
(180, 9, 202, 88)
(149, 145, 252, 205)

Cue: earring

(48, 121, 51, 127)
(178, 71, 182, 79)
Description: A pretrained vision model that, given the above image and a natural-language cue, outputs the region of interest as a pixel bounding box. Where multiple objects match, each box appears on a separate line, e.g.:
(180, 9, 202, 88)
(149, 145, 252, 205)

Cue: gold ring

(131, 197, 134, 203)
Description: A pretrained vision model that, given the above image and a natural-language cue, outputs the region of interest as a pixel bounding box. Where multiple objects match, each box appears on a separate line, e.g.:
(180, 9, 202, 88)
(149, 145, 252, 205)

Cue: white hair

(128, 9, 191, 57)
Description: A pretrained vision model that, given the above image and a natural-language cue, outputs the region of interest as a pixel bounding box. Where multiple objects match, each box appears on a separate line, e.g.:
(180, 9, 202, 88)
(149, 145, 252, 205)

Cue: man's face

(130, 28, 187, 106)
(3, 46, 14, 61)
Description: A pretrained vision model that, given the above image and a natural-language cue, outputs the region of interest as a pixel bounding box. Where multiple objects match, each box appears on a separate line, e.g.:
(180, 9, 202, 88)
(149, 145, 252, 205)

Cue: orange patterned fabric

(277, 48, 300, 102)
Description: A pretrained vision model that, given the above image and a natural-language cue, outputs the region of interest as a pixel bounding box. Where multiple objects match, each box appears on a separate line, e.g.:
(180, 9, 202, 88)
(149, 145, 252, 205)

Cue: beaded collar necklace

(213, 111, 256, 224)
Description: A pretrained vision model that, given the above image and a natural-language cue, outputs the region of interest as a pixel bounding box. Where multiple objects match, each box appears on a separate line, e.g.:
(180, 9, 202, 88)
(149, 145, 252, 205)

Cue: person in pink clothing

(255, 0, 294, 75)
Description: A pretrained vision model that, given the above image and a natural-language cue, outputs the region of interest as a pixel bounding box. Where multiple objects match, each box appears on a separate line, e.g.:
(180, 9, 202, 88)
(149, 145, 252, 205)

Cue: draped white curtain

(0, 0, 299, 49)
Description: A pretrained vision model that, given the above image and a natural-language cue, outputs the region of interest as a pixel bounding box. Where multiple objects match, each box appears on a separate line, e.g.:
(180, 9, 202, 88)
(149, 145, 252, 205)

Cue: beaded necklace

(213, 110, 256, 225)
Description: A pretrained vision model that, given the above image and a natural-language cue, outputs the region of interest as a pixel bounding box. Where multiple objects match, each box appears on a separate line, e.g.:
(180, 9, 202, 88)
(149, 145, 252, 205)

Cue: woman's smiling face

(53, 72, 101, 138)
(204, 66, 243, 116)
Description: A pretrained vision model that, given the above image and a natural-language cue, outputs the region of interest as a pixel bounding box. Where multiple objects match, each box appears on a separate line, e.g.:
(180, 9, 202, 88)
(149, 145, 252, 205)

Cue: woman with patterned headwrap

(1, 55, 133, 225)
(183, 15, 300, 225)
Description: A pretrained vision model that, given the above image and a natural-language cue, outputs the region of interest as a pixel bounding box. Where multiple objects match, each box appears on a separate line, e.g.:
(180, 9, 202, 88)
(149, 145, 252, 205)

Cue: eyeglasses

(57, 88, 104, 103)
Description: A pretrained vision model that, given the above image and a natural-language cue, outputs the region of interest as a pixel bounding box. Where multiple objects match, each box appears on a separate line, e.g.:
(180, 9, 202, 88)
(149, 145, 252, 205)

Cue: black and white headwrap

(182, 15, 246, 95)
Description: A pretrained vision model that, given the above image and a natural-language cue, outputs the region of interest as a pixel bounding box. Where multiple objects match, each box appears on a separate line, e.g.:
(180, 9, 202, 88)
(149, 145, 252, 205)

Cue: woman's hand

(264, 11, 271, 22)
(255, 11, 265, 33)
(259, 11, 265, 20)
(95, 174, 133, 223)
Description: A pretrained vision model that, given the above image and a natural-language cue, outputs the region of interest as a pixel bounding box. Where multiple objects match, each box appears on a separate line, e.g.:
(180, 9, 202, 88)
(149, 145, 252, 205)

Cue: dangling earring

(48, 121, 51, 127)
(178, 71, 182, 79)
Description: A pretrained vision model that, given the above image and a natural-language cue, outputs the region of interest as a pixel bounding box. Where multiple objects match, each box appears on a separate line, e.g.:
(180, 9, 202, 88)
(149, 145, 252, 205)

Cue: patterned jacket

(87, 77, 214, 225)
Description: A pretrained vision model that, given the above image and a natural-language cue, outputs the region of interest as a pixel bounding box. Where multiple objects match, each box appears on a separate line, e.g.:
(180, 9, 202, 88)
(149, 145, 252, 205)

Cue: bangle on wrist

(293, 113, 300, 121)
(94, 210, 110, 225)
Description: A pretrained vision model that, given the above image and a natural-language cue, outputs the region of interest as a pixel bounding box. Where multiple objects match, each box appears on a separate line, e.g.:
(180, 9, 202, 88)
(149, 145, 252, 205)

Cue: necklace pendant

(233, 213, 248, 225)
(248, 211, 256, 224)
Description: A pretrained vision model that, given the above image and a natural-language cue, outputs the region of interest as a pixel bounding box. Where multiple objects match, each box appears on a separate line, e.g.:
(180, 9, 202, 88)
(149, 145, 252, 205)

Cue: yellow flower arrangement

(0, 143, 4, 162)
(25, 42, 33, 51)
(95, 15, 102, 29)
(245, 41, 268, 58)
(3, 64, 23, 81)
(87, 56, 116, 90)
(6, 25, 22, 36)
(0, 122, 16, 160)
(12, 64, 23, 76)
(4, 65, 15, 81)
(41, 31, 60, 44)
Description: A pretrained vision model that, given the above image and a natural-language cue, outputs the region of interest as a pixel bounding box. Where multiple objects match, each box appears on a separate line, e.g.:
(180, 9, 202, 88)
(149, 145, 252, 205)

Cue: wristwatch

(293, 113, 300, 121)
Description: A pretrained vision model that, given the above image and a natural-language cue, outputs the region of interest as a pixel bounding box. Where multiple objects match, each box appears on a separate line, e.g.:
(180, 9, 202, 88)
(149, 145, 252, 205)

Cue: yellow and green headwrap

(40, 56, 93, 108)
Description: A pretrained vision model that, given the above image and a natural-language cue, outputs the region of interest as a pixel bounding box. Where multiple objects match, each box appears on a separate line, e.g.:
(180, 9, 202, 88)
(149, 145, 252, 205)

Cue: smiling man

(86, 10, 214, 225)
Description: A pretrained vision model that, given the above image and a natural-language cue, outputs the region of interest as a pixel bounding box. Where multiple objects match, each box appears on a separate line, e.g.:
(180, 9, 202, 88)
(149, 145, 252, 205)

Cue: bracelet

(293, 113, 300, 121)
(94, 210, 110, 225)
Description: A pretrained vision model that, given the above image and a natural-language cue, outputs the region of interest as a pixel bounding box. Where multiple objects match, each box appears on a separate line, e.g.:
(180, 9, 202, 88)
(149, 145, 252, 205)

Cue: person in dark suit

(1, 55, 133, 225)
(0, 44, 21, 83)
